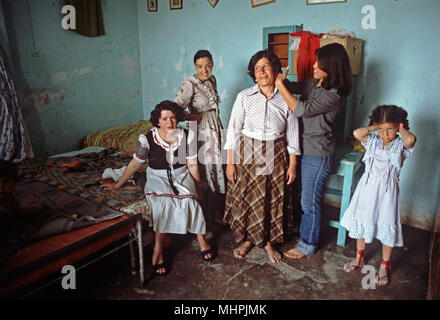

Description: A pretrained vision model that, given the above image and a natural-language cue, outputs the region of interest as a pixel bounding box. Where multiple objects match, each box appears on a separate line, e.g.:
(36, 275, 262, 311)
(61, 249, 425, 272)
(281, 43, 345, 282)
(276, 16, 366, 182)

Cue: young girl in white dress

(340, 105, 416, 286)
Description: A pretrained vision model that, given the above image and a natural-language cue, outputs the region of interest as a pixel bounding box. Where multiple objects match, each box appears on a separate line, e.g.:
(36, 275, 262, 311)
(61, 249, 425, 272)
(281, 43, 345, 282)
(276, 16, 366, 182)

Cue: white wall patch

(220, 89, 229, 101)
(71, 67, 92, 76)
(218, 55, 224, 69)
(51, 72, 67, 84)
(174, 58, 183, 72)
(122, 53, 138, 77)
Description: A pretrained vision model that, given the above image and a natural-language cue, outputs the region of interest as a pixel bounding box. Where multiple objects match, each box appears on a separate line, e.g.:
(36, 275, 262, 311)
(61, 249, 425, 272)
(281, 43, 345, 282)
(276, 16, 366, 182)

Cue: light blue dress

(340, 134, 414, 247)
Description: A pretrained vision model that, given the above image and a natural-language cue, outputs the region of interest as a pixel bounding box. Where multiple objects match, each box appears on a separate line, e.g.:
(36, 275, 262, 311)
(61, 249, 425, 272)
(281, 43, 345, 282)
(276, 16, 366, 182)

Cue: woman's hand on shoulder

(275, 67, 289, 87)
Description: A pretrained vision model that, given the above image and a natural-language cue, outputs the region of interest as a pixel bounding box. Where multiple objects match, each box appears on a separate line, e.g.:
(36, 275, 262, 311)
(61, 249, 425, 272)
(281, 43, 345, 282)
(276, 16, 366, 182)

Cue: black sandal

(152, 262, 168, 277)
(201, 249, 216, 262)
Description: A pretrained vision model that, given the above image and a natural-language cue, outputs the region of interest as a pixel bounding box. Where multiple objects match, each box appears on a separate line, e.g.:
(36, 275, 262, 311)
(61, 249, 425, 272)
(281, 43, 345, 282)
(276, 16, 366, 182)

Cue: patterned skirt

(223, 136, 295, 247)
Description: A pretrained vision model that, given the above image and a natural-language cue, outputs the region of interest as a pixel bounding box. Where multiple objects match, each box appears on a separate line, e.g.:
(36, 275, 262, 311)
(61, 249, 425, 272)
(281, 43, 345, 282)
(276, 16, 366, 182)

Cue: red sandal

(375, 260, 391, 286)
(343, 249, 365, 273)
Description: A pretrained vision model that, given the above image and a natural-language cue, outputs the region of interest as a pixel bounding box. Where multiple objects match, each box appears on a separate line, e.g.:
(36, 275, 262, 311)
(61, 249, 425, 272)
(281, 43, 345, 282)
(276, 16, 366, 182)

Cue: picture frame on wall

(251, 0, 275, 8)
(208, 0, 219, 8)
(170, 0, 182, 10)
(147, 0, 157, 12)
(306, 0, 346, 5)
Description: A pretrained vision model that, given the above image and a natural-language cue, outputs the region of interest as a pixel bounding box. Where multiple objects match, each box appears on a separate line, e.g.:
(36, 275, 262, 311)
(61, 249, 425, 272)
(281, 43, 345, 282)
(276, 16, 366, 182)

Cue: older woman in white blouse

(223, 50, 301, 264)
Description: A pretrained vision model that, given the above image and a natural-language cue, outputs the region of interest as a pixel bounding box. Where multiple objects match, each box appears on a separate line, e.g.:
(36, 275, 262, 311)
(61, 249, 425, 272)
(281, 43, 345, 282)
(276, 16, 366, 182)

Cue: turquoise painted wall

(3, 0, 142, 157)
(137, 0, 440, 230)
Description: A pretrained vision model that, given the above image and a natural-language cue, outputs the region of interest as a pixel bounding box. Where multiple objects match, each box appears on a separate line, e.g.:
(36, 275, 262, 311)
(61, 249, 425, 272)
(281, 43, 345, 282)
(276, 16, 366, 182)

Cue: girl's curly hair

(368, 104, 410, 130)
(149, 100, 185, 128)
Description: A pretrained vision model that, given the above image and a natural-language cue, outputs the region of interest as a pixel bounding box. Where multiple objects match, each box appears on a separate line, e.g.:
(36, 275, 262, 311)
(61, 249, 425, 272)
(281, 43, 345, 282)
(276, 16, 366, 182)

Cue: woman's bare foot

(233, 241, 254, 259)
(284, 247, 306, 260)
(265, 243, 282, 263)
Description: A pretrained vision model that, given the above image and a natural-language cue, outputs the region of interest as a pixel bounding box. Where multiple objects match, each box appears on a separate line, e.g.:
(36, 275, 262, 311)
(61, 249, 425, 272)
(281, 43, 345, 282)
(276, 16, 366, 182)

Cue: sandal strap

(356, 249, 365, 265)
(201, 249, 214, 256)
(153, 262, 166, 271)
(381, 260, 392, 271)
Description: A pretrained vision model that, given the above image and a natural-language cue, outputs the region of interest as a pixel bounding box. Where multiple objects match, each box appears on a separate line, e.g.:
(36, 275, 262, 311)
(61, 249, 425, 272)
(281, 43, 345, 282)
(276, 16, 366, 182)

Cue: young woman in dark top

(275, 43, 352, 259)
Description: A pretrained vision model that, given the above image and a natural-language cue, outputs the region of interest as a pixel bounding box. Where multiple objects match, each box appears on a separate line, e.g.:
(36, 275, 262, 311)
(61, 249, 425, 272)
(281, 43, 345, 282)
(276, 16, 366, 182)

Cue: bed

(0, 120, 154, 298)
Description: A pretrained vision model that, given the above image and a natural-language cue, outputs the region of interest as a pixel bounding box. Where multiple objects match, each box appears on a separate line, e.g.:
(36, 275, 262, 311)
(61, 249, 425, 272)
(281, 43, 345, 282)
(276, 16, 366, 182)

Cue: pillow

(81, 120, 154, 154)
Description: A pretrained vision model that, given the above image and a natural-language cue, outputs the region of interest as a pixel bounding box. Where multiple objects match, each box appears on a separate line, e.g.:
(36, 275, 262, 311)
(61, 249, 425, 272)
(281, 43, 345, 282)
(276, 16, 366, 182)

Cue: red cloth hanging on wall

(290, 31, 324, 82)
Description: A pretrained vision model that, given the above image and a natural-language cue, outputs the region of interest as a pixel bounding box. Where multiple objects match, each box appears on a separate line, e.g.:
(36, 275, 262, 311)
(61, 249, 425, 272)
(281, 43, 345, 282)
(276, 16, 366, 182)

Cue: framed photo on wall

(147, 0, 157, 12)
(251, 0, 275, 8)
(306, 0, 346, 4)
(170, 0, 182, 10)
(208, 0, 219, 8)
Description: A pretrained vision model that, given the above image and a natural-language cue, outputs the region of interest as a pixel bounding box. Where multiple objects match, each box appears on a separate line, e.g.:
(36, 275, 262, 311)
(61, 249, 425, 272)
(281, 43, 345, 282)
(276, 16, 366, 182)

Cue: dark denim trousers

(296, 155, 332, 255)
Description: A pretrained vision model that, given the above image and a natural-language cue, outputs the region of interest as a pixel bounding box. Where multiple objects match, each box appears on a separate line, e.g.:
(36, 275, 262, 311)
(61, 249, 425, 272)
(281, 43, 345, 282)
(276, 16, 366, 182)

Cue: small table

(323, 144, 364, 246)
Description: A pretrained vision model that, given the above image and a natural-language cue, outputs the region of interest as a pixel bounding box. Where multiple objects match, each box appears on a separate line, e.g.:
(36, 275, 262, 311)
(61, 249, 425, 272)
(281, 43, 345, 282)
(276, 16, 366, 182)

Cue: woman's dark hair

(368, 105, 410, 129)
(315, 43, 352, 97)
(149, 100, 185, 128)
(247, 49, 282, 83)
(193, 50, 213, 65)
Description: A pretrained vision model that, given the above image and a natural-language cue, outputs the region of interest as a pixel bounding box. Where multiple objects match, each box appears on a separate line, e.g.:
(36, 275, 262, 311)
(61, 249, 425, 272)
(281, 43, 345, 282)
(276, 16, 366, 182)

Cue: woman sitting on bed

(100, 100, 215, 277)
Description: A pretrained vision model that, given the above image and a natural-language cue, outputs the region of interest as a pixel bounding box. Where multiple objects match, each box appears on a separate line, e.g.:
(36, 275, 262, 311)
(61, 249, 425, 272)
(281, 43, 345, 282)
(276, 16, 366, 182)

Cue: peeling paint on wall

(29, 89, 65, 108)
(217, 55, 224, 69)
(121, 51, 139, 77)
(116, 89, 141, 99)
(401, 212, 434, 231)
(71, 67, 92, 76)
(160, 79, 168, 88)
(174, 58, 183, 72)
(51, 71, 67, 84)
(51, 67, 92, 85)
(220, 89, 229, 101)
